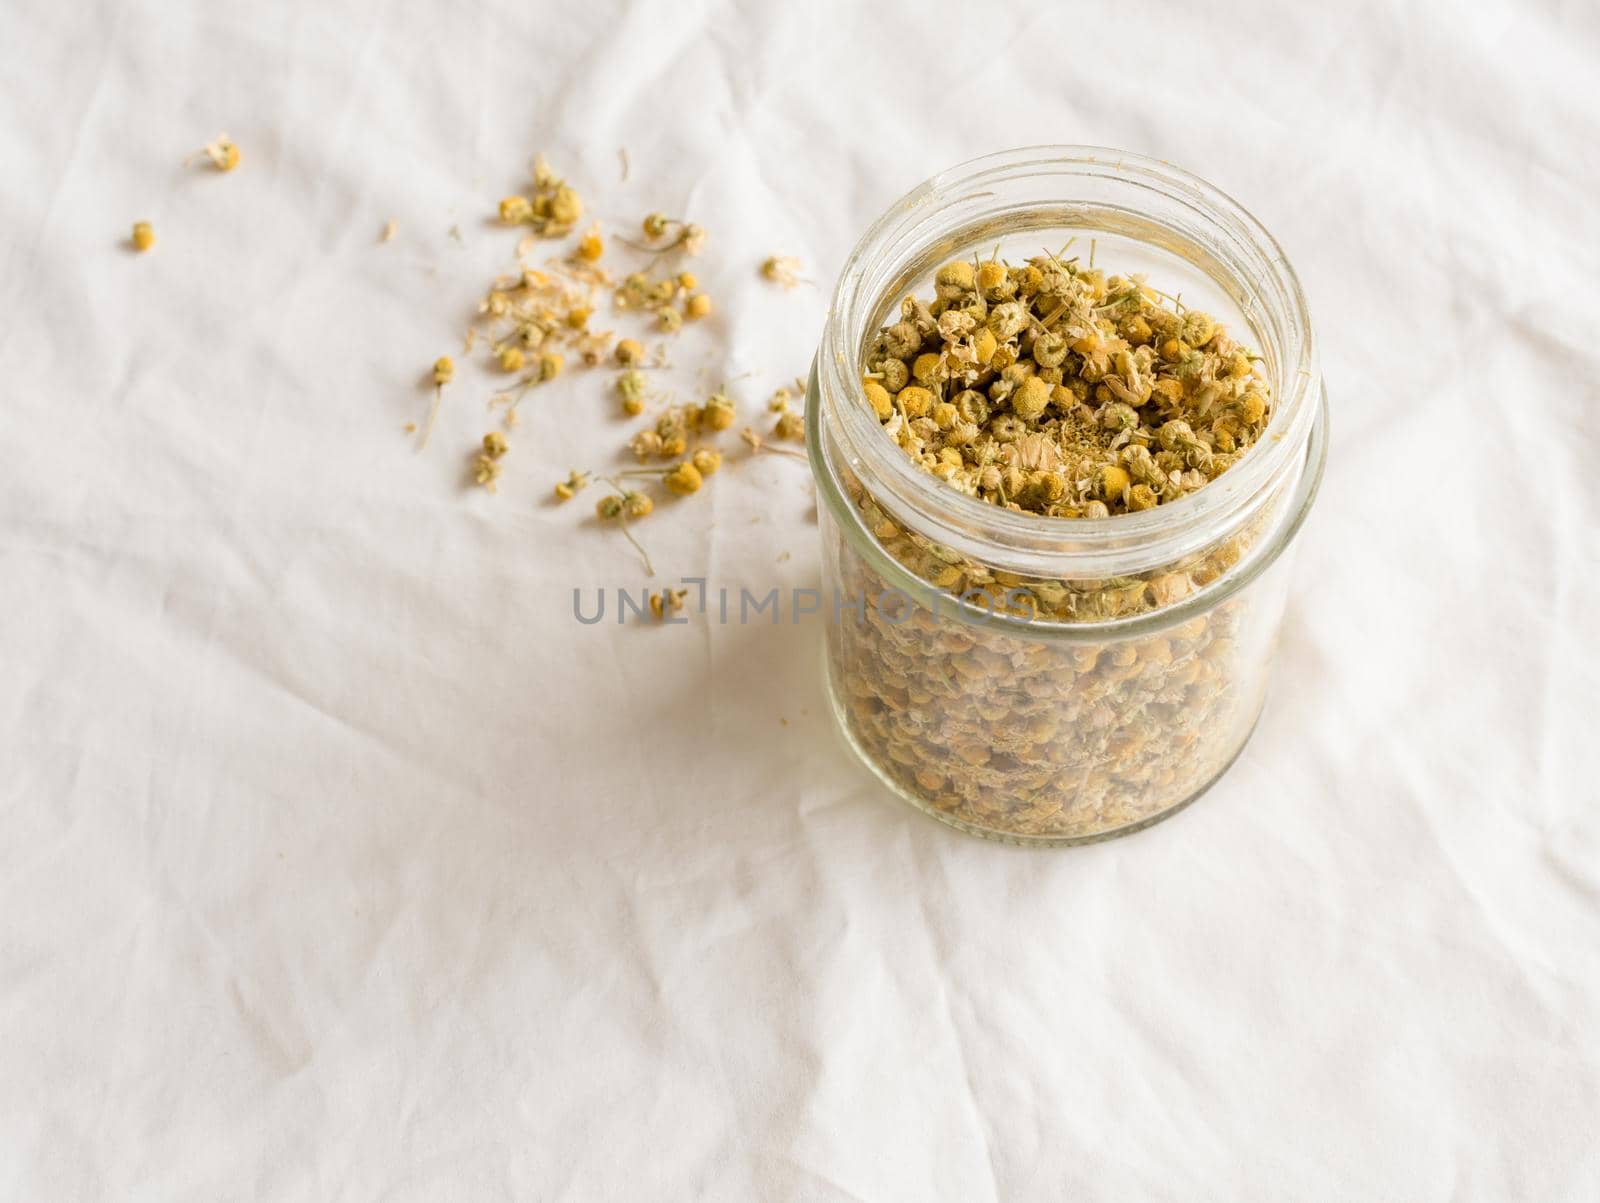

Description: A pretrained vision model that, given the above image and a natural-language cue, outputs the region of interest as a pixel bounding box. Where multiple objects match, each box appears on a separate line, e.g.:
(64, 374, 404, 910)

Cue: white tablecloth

(3, 1, 1597, 1198)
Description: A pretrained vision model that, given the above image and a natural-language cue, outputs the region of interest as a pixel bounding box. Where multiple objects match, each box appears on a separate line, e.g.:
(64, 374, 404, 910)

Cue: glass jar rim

(811, 145, 1320, 581)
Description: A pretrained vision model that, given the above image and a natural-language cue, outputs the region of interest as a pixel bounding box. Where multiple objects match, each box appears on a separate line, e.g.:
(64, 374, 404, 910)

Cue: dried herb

(188, 133, 240, 172)
(761, 256, 803, 288)
(418, 356, 453, 450)
(863, 253, 1269, 516)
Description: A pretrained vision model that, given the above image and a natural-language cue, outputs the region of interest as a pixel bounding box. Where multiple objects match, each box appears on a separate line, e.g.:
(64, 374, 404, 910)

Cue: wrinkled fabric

(1, 0, 1597, 1199)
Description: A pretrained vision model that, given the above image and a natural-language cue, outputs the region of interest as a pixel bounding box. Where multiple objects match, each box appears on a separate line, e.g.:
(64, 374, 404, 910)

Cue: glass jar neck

(813, 146, 1319, 581)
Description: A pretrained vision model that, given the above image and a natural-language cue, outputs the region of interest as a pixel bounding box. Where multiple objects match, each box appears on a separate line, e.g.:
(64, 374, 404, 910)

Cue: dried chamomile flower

(761, 255, 802, 288)
(473, 453, 503, 491)
(595, 485, 655, 574)
(576, 224, 605, 262)
(700, 391, 736, 431)
(539, 177, 583, 233)
(691, 447, 722, 476)
(482, 431, 509, 459)
(684, 293, 712, 320)
(189, 133, 240, 172)
(498, 346, 525, 373)
(615, 338, 644, 367)
(635, 213, 705, 256)
(677, 271, 698, 290)
(501, 155, 584, 236)
(741, 427, 806, 460)
(773, 410, 804, 442)
(131, 221, 155, 252)
(1010, 377, 1051, 421)
(554, 468, 590, 501)
(648, 588, 687, 621)
(616, 369, 648, 416)
(1095, 464, 1130, 502)
(1127, 483, 1159, 511)
(629, 429, 664, 461)
(577, 335, 613, 368)
(418, 356, 453, 450)
(664, 462, 703, 495)
(538, 351, 564, 381)
(614, 270, 681, 312)
(934, 260, 975, 294)
(654, 407, 691, 457)
(863, 379, 893, 420)
(657, 305, 683, 333)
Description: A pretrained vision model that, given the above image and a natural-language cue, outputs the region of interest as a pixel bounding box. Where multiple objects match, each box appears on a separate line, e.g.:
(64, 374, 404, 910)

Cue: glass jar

(806, 146, 1326, 846)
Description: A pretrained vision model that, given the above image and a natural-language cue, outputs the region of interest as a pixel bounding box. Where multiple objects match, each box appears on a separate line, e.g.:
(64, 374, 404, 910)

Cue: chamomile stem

(617, 513, 654, 576)
(419, 386, 443, 450)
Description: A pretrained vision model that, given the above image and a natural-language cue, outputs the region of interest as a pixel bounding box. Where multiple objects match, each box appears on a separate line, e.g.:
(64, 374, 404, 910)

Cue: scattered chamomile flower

(595, 484, 655, 574)
(189, 133, 240, 172)
(614, 271, 679, 312)
(677, 223, 706, 256)
(617, 369, 648, 416)
(499, 156, 584, 236)
(773, 410, 805, 442)
(700, 392, 736, 431)
(418, 356, 454, 450)
(761, 255, 803, 288)
(648, 588, 687, 621)
(741, 427, 807, 460)
(576, 224, 604, 262)
(131, 221, 155, 252)
(472, 453, 503, 491)
(421, 146, 810, 576)
(664, 462, 703, 495)
(554, 469, 590, 501)
(634, 213, 704, 256)
(628, 429, 664, 461)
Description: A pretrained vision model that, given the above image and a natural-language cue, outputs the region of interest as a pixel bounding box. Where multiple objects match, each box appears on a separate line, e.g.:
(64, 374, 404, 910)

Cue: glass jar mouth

(812, 145, 1319, 581)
